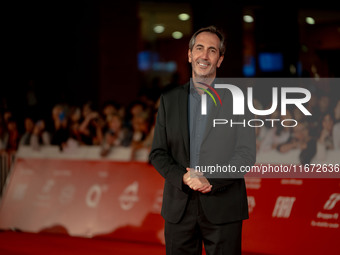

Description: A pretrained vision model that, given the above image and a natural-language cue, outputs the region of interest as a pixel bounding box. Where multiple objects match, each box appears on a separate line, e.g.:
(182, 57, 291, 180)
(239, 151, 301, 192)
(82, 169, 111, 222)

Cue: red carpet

(0, 231, 264, 255)
(0, 231, 165, 255)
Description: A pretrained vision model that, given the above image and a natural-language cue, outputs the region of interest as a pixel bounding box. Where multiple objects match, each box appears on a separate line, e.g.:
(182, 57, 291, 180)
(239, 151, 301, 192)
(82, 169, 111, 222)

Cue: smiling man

(150, 26, 256, 255)
(188, 28, 224, 79)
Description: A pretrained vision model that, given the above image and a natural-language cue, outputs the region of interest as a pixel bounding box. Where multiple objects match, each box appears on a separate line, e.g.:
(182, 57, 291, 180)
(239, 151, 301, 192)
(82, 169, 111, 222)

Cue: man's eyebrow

(208, 46, 218, 51)
(195, 44, 218, 51)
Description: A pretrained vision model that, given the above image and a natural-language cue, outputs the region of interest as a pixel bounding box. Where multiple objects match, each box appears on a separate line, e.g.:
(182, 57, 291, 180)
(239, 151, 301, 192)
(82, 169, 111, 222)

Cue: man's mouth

(198, 61, 210, 68)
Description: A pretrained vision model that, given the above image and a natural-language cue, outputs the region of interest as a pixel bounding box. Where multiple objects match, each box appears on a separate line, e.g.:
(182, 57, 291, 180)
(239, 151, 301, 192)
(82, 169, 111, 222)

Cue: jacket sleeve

(149, 95, 187, 191)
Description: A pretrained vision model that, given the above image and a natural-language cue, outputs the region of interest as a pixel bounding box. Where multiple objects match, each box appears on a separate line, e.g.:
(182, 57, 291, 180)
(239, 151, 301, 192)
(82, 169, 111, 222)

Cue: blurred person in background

(333, 99, 340, 150)
(79, 102, 105, 145)
(0, 120, 8, 152)
(306, 93, 318, 114)
(315, 94, 330, 122)
(131, 111, 151, 144)
(318, 112, 334, 150)
(313, 112, 335, 162)
(259, 109, 293, 152)
(130, 111, 152, 160)
(293, 107, 307, 124)
(125, 100, 148, 126)
(30, 120, 51, 150)
(63, 106, 83, 149)
(277, 121, 311, 154)
(129, 100, 145, 117)
(277, 121, 317, 164)
(100, 113, 132, 157)
(50, 104, 69, 149)
(59, 106, 84, 152)
(101, 100, 120, 121)
(6, 117, 20, 152)
(3, 110, 13, 126)
(305, 93, 318, 124)
(19, 117, 35, 146)
(100, 100, 123, 137)
(131, 107, 157, 160)
(78, 102, 104, 145)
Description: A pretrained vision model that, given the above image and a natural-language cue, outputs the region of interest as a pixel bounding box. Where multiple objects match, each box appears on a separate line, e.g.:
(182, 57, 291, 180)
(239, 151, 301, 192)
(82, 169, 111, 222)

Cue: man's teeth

(199, 63, 208, 67)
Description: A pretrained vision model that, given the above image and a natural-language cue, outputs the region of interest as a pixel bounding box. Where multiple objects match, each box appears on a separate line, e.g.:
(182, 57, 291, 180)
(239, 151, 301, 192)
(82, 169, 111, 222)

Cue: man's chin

(194, 71, 214, 79)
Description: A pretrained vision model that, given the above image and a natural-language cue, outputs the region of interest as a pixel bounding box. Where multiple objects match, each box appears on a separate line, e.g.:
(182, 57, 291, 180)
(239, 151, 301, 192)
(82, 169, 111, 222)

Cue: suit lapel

(202, 87, 228, 144)
(178, 83, 190, 158)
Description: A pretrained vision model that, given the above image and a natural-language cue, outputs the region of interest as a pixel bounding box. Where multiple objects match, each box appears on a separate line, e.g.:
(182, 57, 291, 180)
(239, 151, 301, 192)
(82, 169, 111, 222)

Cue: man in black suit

(149, 26, 256, 255)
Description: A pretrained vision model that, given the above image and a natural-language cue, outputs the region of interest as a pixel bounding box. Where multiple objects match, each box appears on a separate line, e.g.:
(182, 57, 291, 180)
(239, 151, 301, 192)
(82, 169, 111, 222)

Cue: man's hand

(183, 168, 212, 194)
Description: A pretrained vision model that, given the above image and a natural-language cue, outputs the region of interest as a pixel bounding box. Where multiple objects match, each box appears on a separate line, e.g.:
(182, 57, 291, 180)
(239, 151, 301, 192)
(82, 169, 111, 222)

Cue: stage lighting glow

(172, 31, 183, 39)
(243, 15, 254, 23)
(306, 17, 315, 25)
(153, 25, 165, 33)
(178, 13, 190, 21)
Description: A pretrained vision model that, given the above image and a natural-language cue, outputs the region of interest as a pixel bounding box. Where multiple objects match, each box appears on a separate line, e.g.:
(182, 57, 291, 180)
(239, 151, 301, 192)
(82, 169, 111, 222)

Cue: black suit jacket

(149, 82, 256, 224)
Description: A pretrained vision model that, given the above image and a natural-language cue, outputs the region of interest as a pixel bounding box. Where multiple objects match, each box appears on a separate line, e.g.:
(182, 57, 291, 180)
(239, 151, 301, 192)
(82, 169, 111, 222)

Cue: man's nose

(201, 49, 209, 59)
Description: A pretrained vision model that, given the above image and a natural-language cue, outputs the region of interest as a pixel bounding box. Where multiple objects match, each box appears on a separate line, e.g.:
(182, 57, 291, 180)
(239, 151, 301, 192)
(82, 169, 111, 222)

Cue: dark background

(3, 0, 340, 121)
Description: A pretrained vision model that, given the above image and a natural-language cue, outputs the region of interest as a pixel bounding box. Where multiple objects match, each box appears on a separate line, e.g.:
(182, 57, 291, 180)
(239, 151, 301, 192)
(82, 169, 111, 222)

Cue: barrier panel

(243, 178, 339, 255)
(0, 158, 165, 244)
(0, 146, 339, 254)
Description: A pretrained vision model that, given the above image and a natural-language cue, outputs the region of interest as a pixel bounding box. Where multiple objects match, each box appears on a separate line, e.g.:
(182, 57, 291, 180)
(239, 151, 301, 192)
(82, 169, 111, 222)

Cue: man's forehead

(194, 32, 220, 47)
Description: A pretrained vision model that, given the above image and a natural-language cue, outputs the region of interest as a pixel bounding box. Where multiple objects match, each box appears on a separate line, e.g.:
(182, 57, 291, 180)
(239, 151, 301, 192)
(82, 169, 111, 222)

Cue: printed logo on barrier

(272, 196, 296, 218)
(247, 196, 256, 213)
(323, 193, 340, 210)
(59, 184, 76, 205)
(86, 184, 109, 208)
(41, 179, 55, 194)
(152, 189, 163, 213)
(119, 181, 139, 211)
(12, 183, 28, 201)
(36, 179, 55, 207)
(311, 193, 340, 229)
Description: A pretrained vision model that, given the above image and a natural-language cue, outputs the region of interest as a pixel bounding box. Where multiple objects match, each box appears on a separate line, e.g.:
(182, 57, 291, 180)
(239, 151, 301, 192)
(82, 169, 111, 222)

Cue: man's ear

(188, 49, 192, 63)
(217, 55, 224, 68)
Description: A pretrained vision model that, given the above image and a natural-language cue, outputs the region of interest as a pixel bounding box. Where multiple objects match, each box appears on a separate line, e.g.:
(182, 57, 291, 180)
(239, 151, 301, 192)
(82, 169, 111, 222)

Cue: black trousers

(164, 192, 243, 255)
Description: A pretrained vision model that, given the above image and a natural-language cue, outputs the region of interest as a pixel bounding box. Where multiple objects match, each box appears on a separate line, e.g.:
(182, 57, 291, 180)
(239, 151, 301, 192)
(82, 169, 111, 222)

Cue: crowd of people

(0, 88, 339, 163)
(256, 94, 340, 164)
(0, 96, 158, 160)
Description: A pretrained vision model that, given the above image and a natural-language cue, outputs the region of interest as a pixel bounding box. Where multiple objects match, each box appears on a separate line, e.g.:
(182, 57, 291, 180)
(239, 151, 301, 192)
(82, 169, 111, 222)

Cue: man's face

(188, 32, 224, 79)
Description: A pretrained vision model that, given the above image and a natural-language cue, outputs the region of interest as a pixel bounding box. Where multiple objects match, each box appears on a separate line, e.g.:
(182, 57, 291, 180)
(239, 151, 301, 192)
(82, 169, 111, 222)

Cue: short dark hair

(189, 26, 226, 56)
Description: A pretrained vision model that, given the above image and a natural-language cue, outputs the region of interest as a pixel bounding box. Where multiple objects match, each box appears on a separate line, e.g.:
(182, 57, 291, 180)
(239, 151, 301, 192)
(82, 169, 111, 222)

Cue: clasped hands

(183, 168, 212, 194)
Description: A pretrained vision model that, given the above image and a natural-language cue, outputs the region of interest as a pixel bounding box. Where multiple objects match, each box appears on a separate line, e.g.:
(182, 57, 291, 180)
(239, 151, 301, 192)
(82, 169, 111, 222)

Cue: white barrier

(15, 145, 150, 162)
(256, 148, 340, 164)
(2, 144, 338, 197)
(1, 145, 150, 197)
(14, 145, 340, 165)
